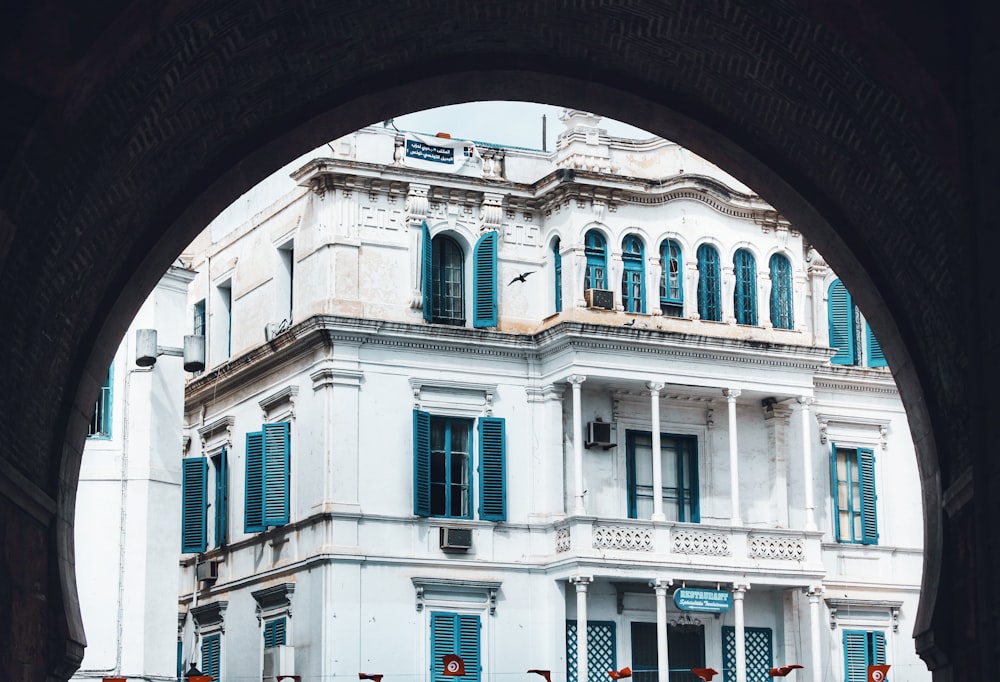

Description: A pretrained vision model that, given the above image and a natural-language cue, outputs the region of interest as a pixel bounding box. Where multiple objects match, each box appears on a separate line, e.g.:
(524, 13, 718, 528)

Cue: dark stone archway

(0, 2, 993, 680)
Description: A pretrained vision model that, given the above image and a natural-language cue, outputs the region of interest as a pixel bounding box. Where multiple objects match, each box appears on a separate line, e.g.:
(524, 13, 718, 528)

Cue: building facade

(176, 112, 927, 682)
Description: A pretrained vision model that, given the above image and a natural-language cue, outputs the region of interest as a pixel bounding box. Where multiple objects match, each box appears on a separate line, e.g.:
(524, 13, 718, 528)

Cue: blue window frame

(201, 633, 220, 680)
(88, 363, 114, 438)
(584, 230, 607, 291)
(193, 299, 206, 337)
(181, 457, 207, 554)
(626, 431, 699, 522)
(832, 445, 878, 544)
(566, 621, 616, 682)
(245, 422, 290, 533)
(431, 612, 481, 682)
(828, 279, 858, 365)
(769, 253, 794, 330)
(843, 630, 886, 682)
(553, 238, 563, 313)
(263, 616, 287, 648)
(422, 222, 467, 326)
(213, 449, 228, 548)
(472, 231, 498, 328)
(413, 411, 506, 520)
(723, 626, 773, 682)
(733, 248, 757, 325)
(696, 244, 721, 321)
(659, 239, 683, 317)
(621, 235, 645, 313)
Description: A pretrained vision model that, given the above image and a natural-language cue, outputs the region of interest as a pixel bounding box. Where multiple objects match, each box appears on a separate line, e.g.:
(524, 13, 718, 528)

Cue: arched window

(733, 248, 757, 325)
(553, 238, 562, 313)
(584, 230, 607, 291)
(769, 253, 794, 330)
(621, 235, 645, 313)
(696, 244, 721, 322)
(659, 239, 683, 317)
(426, 233, 465, 326)
(828, 279, 857, 365)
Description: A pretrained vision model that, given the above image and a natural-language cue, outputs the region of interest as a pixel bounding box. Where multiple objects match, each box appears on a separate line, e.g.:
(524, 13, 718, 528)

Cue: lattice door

(722, 626, 773, 682)
(567, 621, 617, 682)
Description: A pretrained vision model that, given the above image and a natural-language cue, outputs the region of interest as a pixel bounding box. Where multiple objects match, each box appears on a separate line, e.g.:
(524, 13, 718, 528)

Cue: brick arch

(0, 2, 973, 680)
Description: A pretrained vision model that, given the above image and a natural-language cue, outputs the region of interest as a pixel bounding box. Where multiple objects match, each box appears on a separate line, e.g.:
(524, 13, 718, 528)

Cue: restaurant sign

(672, 588, 733, 613)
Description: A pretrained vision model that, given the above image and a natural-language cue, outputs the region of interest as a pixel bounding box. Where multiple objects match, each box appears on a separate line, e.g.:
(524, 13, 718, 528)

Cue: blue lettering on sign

(672, 588, 733, 613)
(406, 139, 455, 164)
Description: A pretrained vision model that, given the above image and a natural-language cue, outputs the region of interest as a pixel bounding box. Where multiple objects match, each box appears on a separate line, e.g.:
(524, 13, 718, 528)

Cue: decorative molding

(197, 415, 235, 452)
(816, 413, 888, 449)
(748, 534, 805, 561)
(556, 526, 571, 552)
(410, 378, 497, 416)
(593, 525, 654, 552)
(411, 577, 502, 616)
(825, 598, 902, 632)
(251, 583, 296, 624)
(191, 601, 228, 634)
(672, 529, 731, 556)
(526, 384, 565, 403)
(259, 385, 299, 422)
(310, 366, 364, 391)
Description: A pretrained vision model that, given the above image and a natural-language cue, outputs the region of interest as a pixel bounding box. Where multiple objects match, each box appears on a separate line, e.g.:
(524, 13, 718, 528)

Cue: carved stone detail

(556, 527, 571, 553)
(593, 525, 654, 552)
(747, 534, 805, 561)
(671, 529, 731, 556)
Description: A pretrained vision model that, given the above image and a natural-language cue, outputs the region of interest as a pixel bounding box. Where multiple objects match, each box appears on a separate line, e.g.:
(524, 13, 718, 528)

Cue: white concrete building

(176, 111, 928, 682)
(74, 266, 194, 681)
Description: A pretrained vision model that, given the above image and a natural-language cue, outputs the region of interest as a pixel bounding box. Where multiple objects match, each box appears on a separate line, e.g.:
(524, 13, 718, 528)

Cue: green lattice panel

(566, 621, 617, 682)
(722, 626, 773, 682)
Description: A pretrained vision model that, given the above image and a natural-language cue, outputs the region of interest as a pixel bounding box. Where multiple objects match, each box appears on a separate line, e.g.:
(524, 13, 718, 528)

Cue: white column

(648, 382, 666, 521)
(569, 375, 587, 515)
(725, 388, 742, 525)
(798, 397, 817, 531)
(651, 578, 673, 682)
(733, 583, 750, 682)
(807, 585, 824, 682)
(571, 576, 593, 682)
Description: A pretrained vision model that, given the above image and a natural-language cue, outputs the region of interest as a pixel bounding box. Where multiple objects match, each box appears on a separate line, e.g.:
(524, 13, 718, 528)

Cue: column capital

(797, 396, 815, 407)
(805, 584, 824, 599)
(731, 582, 751, 596)
(723, 388, 742, 401)
(646, 381, 665, 395)
(570, 575, 593, 590)
(567, 374, 587, 386)
(649, 578, 673, 594)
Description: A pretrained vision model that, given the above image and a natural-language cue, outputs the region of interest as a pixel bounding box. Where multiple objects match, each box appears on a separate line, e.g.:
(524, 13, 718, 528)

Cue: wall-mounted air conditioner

(263, 645, 295, 681)
(585, 288, 615, 310)
(196, 559, 219, 583)
(585, 421, 617, 449)
(439, 527, 473, 552)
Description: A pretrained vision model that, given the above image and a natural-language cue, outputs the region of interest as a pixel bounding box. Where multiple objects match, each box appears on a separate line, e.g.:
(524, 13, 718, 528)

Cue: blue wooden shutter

(215, 448, 228, 547)
(830, 443, 842, 541)
(181, 457, 207, 553)
(263, 617, 287, 648)
(478, 417, 506, 521)
(553, 241, 563, 313)
(769, 254, 793, 329)
(697, 244, 721, 321)
(201, 633, 221, 680)
(263, 422, 290, 526)
(473, 231, 498, 328)
(734, 249, 757, 325)
(828, 280, 856, 364)
(872, 631, 886, 664)
(245, 431, 265, 532)
(866, 322, 887, 367)
(842, 631, 868, 682)
(430, 612, 457, 682)
(458, 614, 482, 682)
(422, 222, 433, 322)
(859, 447, 879, 544)
(413, 410, 432, 516)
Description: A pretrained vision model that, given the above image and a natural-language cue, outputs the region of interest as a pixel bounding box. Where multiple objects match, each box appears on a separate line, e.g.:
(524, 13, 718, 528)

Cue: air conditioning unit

(439, 527, 473, 552)
(585, 421, 617, 449)
(196, 559, 219, 583)
(263, 645, 295, 681)
(585, 288, 615, 310)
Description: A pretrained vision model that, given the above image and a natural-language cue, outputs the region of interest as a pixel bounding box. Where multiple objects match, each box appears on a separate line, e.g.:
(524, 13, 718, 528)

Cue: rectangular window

(181, 457, 207, 554)
(245, 422, 290, 533)
(263, 616, 287, 648)
(626, 431, 699, 522)
(193, 299, 206, 337)
(843, 630, 886, 682)
(214, 281, 232, 362)
(276, 243, 294, 325)
(413, 411, 506, 520)
(566, 621, 616, 682)
(212, 449, 228, 548)
(201, 633, 221, 681)
(723, 626, 773, 682)
(87, 363, 114, 438)
(832, 445, 878, 544)
(431, 612, 481, 682)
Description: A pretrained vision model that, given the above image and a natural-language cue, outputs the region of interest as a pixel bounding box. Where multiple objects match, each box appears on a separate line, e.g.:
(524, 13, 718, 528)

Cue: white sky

(392, 101, 653, 151)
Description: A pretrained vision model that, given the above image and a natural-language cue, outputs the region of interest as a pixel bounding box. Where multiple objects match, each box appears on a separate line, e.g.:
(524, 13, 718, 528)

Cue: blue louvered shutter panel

(697, 245, 721, 321)
(263, 617, 286, 648)
(215, 448, 228, 547)
(866, 322, 887, 367)
(181, 458, 207, 553)
(245, 431, 265, 532)
(872, 631, 886, 664)
(553, 241, 563, 313)
(473, 231, 498, 328)
(859, 447, 879, 544)
(478, 417, 506, 521)
(422, 222, 433, 322)
(430, 612, 457, 682)
(263, 422, 290, 526)
(459, 614, 482, 682)
(828, 280, 856, 364)
(843, 631, 868, 682)
(201, 633, 221, 680)
(413, 410, 432, 516)
(769, 254, 793, 329)
(734, 249, 757, 325)
(830, 443, 842, 541)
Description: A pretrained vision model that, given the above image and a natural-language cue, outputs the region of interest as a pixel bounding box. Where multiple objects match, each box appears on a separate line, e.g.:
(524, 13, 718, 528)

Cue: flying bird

(359, 675, 383, 682)
(769, 665, 804, 677)
(608, 667, 632, 680)
(691, 669, 720, 682)
(508, 271, 536, 285)
(528, 670, 552, 682)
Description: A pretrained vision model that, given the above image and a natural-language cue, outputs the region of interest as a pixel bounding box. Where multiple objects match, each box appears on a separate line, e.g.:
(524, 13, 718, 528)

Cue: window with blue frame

(621, 235, 645, 313)
(832, 445, 878, 544)
(263, 616, 287, 648)
(828, 279, 857, 365)
(421, 223, 497, 328)
(245, 422, 291, 533)
(553, 238, 563, 313)
(181, 457, 207, 554)
(201, 633, 221, 681)
(843, 630, 886, 682)
(87, 363, 113, 438)
(431, 612, 481, 682)
(430, 233, 466, 326)
(733, 248, 757, 325)
(583, 230, 607, 291)
(212, 449, 228, 548)
(626, 431, 699, 522)
(696, 244, 722, 321)
(659, 239, 683, 317)
(413, 411, 506, 520)
(769, 253, 794, 330)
